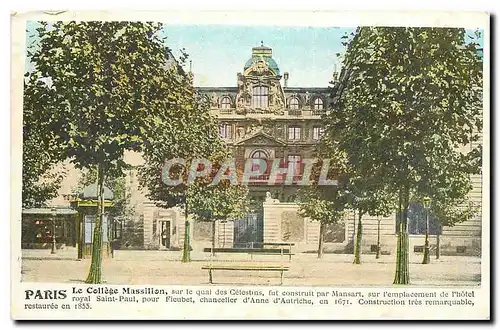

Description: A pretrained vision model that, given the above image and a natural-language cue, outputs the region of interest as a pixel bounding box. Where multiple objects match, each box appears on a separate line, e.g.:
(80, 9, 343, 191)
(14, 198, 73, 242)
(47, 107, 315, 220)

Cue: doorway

(233, 211, 263, 248)
(159, 220, 171, 249)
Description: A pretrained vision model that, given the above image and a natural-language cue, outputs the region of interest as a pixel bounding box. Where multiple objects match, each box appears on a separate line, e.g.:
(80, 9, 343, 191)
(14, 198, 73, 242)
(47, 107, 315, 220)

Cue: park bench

(248, 250, 295, 262)
(248, 242, 295, 261)
(201, 264, 290, 285)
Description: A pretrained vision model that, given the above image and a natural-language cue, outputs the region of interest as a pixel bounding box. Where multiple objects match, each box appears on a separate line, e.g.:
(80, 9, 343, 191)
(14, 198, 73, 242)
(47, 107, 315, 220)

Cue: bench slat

(248, 252, 295, 255)
(202, 267, 289, 271)
(203, 264, 289, 285)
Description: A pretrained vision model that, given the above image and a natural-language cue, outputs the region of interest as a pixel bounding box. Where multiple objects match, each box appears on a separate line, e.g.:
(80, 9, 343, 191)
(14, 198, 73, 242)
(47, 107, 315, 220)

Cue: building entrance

(233, 211, 263, 248)
(159, 220, 171, 249)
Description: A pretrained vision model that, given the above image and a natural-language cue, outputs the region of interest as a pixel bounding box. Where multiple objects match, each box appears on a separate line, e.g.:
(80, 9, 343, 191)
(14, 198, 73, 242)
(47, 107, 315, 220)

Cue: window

(287, 155, 302, 177)
(395, 203, 441, 235)
(221, 97, 231, 109)
(313, 127, 324, 140)
(219, 124, 232, 139)
(288, 97, 299, 110)
(250, 150, 268, 177)
(252, 86, 269, 108)
(251, 150, 268, 159)
(313, 98, 324, 110)
(288, 126, 301, 140)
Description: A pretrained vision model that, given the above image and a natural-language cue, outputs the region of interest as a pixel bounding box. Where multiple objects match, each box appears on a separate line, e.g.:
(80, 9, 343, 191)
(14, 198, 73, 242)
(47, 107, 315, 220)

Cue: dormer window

(288, 97, 299, 110)
(252, 86, 269, 108)
(313, 98, 324, 110)
(221, 97, 231, 109)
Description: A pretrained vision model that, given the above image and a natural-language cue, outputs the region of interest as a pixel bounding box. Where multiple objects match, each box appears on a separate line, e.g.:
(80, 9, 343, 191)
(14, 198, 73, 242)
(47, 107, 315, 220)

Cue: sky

(25, 22, 483, 88)
(25, 21, 355, 88)
(159, 25, 356, 87)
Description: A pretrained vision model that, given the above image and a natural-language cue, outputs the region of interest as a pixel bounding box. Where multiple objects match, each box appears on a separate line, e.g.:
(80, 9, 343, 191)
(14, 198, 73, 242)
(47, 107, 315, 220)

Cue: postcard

(11, 10, 490, 320)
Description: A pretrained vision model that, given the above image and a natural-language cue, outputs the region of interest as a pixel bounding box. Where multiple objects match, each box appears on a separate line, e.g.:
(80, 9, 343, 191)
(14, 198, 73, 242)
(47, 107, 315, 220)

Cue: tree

(346, 180, 395, 264)
(316, 120, 395, 264)
(26, 21, 195, 283)
(75, 167, 139, 252)
(330, 27, 482, 284)
(189, 183, 248, 256)
(22, 81, 67, 208)
(137, 72, 226, 263)
(298, 183, 347, 258)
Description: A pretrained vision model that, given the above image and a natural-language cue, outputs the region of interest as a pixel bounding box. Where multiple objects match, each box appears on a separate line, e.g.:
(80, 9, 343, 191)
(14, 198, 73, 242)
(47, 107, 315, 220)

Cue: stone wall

(263, 197, 481, 256)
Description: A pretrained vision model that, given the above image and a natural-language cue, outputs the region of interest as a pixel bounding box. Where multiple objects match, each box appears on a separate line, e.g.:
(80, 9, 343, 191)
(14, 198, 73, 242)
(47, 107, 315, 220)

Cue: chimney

(283, 72, 289, 88)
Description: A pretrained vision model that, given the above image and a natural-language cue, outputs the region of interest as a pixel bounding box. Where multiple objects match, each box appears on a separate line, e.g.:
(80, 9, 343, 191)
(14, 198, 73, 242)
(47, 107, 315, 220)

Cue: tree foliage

(328, 27, 483, 283)
(22, 81, 67, 208)
(25, 21, 196, 283)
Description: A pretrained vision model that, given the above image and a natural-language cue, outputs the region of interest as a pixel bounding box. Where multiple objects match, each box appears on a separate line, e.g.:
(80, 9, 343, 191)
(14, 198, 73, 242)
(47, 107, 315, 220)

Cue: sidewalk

(20, 248, 481, 286)
(21, 248, 481, 264)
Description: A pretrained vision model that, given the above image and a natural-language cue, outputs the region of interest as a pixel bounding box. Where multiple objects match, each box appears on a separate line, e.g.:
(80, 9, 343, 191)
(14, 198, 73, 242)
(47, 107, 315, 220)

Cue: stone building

(140, 43, 482, 256)
(43, 44, 483, 256)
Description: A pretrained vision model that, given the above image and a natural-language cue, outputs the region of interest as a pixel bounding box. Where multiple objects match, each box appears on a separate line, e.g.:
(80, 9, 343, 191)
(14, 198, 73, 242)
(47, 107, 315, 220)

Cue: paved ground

(20, 248, 481, 286)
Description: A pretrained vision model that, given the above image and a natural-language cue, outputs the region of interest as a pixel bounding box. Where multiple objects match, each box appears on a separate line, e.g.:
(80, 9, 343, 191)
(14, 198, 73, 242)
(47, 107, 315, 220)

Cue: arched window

(250, 150, 268, 175)
(252, 86, 269, 108)
(313, 98, 324, 110)
(251, 150, 268, 159)
(288, 97, 299, 110)
(221, 97, 231, 109)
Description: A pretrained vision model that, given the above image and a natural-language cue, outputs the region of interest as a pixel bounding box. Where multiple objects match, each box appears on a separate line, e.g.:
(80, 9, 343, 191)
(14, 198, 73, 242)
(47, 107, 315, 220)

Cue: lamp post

(50, 207, 57, 254)
(422, 197, 431, 264)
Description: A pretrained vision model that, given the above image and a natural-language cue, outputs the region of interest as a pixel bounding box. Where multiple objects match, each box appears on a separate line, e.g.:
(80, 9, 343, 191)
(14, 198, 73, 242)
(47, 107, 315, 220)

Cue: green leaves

(188, 183, 249, 222)
(325, 26, 482, 226)
(25, 20, 190, 174)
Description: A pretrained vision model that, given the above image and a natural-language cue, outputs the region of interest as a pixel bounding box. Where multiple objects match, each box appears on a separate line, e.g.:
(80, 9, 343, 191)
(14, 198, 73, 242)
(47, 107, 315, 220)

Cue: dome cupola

(243, 42, 280, 76)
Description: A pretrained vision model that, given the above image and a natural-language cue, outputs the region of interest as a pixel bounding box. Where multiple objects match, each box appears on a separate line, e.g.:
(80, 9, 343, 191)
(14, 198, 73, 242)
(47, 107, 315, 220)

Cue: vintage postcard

(11, 11, 490, 320)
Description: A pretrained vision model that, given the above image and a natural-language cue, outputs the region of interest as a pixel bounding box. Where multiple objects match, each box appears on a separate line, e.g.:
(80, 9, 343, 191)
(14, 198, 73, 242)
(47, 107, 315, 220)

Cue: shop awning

(22, 208, 78, 216)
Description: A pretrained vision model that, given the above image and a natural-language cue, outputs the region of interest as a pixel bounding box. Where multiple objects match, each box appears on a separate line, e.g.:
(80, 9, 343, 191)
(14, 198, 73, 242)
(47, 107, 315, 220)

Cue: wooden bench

(259, 242, 295, 261)
(248, 251, 295, 262)
(201, 264, 290, 285)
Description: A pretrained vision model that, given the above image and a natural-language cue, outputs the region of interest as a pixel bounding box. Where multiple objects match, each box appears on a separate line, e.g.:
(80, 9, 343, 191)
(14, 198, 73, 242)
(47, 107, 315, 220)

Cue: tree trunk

(182, 202, 191, 263)
(376, 218, 381, 259)
(422, 209, 430, 264)
(353, 211, 363, 264)
(211, 219, 216, 257)
(85, 163, 105, 284)
(317, 222, 325, 259)
(393, 185, 410, 285)
(436, 232, 441, 260)
(351, 209, 356, 254)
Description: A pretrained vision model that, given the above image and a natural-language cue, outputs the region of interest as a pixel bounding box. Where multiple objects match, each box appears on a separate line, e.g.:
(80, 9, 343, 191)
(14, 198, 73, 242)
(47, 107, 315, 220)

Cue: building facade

(41, 44, 482, 256)
(140, 44, 482, 256)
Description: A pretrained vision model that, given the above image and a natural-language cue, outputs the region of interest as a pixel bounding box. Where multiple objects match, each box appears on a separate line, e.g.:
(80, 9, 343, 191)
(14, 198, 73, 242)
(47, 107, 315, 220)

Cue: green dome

(244, 56, 280, 76)
(243, 45, 280, 76)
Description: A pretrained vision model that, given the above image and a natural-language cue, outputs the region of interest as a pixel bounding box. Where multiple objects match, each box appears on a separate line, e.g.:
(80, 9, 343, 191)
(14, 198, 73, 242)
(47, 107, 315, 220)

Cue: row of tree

(23, 21, 249, 283)
(23, 23, 483, 285)
(298, 27, 483, 284)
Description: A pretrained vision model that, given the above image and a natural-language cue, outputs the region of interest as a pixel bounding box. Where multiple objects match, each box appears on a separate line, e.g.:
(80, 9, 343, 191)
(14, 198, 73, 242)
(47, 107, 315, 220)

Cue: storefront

(21, 208, 78, 249)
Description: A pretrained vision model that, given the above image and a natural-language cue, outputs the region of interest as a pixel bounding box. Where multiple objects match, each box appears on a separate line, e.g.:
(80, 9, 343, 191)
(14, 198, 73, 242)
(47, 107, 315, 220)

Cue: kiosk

(71, 183, 114, 259)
